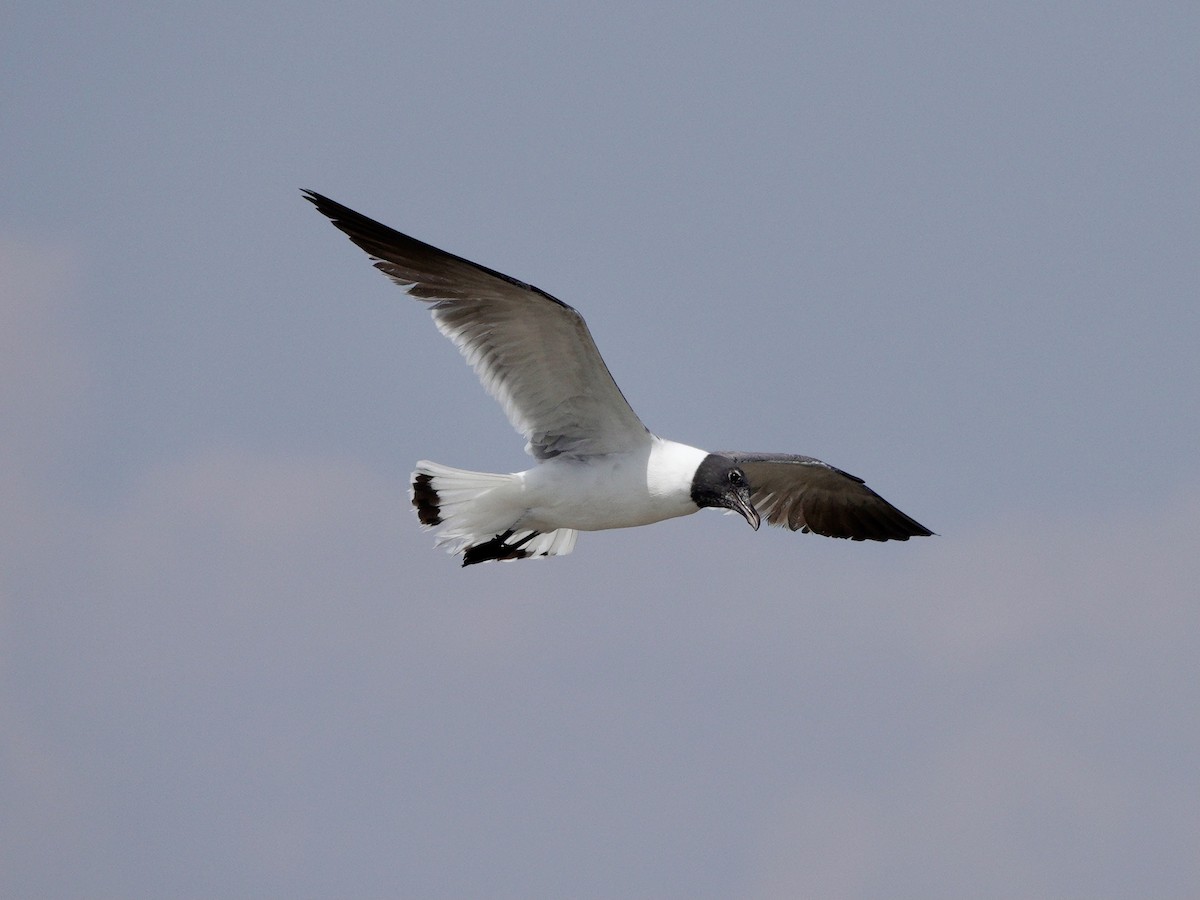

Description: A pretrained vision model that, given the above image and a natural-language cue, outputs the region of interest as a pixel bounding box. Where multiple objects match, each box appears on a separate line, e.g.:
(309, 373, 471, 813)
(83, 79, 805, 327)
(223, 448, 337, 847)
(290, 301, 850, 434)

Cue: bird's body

(304, 190, 932, 564)
(411, 438, 712, 563)
(528, 438, 707, 531)
(514, 438, 710, 532)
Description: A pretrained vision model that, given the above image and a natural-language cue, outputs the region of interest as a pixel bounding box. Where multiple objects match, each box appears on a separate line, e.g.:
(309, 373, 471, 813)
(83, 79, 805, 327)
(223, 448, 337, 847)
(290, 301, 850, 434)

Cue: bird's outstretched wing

(717, 452, 933, 541)
(304, 191, 650, 459)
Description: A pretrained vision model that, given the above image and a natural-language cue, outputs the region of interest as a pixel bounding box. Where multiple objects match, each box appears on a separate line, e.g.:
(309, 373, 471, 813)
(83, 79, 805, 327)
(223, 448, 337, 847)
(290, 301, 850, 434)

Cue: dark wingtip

(301, 189, 359, 227)
(860, 514, 935, 542)
(889, 512, 935, 541)
(804, 501, 934, 542)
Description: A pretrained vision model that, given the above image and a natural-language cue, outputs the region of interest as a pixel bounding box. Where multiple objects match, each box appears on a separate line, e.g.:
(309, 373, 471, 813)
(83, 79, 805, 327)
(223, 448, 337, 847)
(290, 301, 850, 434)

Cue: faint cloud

(902, 491, 1200, 669)
(742, 490, 1200, 898)
(0, 236, 89, 468)
(0, 235, 95, 890)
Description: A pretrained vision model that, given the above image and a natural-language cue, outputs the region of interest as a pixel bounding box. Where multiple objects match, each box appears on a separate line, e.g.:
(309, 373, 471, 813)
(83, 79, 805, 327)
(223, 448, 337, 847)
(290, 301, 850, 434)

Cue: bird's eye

(729, 470, 744, 486)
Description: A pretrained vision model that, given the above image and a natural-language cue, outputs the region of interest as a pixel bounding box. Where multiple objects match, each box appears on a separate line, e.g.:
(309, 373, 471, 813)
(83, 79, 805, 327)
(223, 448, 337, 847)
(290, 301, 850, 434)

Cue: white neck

(646, 437, 708, 499)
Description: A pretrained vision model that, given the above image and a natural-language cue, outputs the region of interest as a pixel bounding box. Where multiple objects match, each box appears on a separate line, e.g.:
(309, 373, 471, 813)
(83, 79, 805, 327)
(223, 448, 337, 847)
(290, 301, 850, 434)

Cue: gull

(304, 191, 932, 565)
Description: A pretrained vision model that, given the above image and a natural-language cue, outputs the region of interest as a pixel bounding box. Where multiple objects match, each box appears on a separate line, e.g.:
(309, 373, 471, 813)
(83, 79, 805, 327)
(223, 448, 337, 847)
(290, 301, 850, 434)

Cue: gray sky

(3, 2, 1198, 897)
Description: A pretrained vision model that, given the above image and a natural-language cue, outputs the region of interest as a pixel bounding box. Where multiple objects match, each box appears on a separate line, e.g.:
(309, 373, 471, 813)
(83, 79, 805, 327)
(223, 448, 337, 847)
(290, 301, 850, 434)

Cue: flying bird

(304, 191, 932, 565)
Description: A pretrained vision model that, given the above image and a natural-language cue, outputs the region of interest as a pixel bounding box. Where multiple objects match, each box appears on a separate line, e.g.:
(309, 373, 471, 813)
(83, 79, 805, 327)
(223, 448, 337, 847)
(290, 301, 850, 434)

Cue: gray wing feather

(304, 191, 649, 458)
(718, 452, 933, 541)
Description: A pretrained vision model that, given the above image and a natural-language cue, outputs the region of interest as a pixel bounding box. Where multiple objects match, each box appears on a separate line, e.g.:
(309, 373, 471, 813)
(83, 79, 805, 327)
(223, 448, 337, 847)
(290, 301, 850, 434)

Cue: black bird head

(690, 454, 761, 530)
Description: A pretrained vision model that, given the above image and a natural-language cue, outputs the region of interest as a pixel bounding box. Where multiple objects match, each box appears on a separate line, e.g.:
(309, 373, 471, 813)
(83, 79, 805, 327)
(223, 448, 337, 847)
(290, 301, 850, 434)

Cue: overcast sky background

(3, 3, 1198, 897)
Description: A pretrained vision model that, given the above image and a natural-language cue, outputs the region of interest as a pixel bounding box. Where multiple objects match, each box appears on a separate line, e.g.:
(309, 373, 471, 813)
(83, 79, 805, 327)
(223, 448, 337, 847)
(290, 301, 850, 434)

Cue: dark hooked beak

(732, 491, 761, 531)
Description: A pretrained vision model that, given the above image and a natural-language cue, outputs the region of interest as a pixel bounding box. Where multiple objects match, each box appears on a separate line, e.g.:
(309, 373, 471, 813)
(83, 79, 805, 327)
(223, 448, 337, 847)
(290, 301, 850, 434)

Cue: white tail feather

(410, 461, 577, 562)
